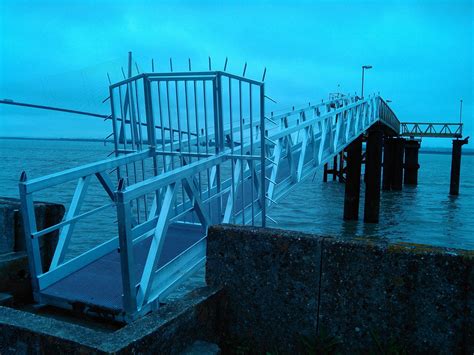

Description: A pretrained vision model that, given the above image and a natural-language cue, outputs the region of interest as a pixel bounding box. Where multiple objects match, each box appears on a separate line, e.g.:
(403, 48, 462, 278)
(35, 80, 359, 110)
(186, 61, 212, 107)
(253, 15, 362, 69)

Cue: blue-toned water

(1, 138, 473, 251)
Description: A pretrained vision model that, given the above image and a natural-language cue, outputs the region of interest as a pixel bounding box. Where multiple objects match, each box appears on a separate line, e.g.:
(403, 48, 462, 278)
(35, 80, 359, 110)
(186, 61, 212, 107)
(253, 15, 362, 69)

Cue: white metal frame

(400, 122, 462, 138)
(19, 67, 399, 321)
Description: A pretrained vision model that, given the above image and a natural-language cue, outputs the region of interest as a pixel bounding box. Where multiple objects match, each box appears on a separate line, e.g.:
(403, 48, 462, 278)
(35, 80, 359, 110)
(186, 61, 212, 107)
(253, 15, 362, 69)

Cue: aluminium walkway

(19, 70, 399, 321)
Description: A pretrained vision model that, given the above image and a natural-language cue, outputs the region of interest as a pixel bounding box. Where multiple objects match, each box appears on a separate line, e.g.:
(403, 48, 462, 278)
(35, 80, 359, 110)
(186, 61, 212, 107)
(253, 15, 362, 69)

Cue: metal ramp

(40, 224, 203, 314)
(19, 70, 399, 322)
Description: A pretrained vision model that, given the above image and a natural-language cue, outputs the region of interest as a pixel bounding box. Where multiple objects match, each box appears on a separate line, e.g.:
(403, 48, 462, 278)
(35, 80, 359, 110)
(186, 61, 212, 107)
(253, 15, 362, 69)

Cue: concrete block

(0, 197, 65, 303)
(206, 225, 473, 353)
(0, 201, 16, 253)
(0, 197, 64, 259)
(318, 239, 471, 353)
(0, 252, 31, 302)
(207, 225, 321, 353)
(0, 286, 224, 354)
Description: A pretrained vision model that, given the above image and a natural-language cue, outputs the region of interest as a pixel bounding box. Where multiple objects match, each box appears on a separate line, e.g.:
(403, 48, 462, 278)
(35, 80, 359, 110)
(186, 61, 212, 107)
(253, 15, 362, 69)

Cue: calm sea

(1, 138, 473, 252)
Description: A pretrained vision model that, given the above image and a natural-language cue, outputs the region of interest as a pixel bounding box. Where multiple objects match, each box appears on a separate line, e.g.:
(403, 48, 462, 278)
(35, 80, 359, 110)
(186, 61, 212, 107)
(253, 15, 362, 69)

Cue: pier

(2, 64, 464, 322)
(1, 0, 471, 350)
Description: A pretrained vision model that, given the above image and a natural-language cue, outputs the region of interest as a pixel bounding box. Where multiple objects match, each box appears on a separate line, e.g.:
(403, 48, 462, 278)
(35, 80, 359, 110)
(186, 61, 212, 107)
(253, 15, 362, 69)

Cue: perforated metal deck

(40, 224, 203, 313)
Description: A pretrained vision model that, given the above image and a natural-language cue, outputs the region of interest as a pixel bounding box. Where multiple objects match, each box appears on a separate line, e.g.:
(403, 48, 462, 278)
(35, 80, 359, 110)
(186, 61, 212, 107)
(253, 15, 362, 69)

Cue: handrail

(109, 71, 264, 90)
(22, 149, 154, 193)
(270, 97, 372, 140)
(118, 153, 228, 202)
(400, 122, 462, 138)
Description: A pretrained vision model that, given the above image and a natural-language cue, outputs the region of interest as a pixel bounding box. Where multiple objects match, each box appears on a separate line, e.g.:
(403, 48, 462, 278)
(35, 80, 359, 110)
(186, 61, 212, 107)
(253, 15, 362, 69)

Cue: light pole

(361, 65, 373, 98)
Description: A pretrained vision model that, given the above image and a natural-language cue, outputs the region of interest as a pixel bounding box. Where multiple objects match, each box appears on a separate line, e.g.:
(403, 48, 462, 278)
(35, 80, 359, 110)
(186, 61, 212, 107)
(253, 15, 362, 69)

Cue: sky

(0, 0, 472, 147)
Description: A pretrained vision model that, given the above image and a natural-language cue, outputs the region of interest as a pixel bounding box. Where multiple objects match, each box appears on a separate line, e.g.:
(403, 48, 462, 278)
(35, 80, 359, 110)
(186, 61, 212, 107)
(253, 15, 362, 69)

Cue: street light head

(363, 65, 373, 69)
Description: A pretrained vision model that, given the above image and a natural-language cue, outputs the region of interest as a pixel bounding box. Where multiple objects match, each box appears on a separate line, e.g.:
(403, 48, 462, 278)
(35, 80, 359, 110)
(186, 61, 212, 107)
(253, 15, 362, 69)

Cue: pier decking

(41, 224, 203, 313)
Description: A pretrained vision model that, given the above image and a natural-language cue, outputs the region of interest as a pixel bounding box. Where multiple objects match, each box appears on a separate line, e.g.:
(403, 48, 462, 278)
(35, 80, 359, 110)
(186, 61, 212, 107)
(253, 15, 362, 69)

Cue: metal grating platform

(40, 224, 203, 312)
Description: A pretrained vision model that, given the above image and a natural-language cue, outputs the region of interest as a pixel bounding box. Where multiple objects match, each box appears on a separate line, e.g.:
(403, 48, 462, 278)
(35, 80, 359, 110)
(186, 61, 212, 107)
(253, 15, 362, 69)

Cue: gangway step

(40, 224, 203, 314)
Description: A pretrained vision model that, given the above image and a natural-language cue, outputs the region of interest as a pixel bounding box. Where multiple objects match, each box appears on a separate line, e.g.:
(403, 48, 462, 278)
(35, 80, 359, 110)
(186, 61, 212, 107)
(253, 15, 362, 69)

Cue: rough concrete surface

(0, 198, 65, 303)
(207, 225, 321, 353)
(206, 225, 473, 353)
(0, 286, 224, 354)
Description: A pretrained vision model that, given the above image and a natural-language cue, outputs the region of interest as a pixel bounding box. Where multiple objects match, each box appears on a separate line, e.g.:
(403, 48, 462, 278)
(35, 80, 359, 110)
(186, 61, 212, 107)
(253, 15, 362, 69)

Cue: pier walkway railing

(19, 70, 399, 321)
(400, 122, 463, 138)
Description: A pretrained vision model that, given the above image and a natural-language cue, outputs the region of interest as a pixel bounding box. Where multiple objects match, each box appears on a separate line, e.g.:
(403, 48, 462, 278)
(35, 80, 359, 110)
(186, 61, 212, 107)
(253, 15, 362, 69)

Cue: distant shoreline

(1, 136, 473, 155)
(0, 136, 112, 143)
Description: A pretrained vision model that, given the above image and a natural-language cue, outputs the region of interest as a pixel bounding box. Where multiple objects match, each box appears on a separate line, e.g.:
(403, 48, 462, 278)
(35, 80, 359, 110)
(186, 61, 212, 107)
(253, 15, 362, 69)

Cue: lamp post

(361, 65, 373, 98)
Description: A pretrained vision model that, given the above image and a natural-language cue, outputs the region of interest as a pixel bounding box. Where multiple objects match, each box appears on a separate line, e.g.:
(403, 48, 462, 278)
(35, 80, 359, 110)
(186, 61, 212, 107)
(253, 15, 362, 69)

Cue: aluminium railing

(400, 122, 462, 138)
(262, 95, 397, 206)
(18, 149, 156, 295)
(19, 70, 268, 321)
(19, 66, 400, 321)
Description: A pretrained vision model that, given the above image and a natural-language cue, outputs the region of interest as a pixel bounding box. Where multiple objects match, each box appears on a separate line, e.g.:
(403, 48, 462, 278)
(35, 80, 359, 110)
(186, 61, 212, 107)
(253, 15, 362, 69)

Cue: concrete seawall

(0, 286, 223, 354)
(1, 217, 472, 353)
(206, 225, 473, 353)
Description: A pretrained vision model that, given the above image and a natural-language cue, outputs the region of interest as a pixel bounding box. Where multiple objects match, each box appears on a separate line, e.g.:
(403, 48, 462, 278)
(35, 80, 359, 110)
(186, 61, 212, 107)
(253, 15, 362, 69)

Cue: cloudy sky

(0, 0, 472, 147)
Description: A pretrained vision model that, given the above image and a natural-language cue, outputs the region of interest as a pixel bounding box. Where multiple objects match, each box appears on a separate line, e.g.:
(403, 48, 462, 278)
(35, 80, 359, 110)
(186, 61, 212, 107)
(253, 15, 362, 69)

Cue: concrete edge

(0, 286, 223, 354)
(209, 224, 474, 258)
(101, 285, 222, 353)
(0, 305, 105, 351)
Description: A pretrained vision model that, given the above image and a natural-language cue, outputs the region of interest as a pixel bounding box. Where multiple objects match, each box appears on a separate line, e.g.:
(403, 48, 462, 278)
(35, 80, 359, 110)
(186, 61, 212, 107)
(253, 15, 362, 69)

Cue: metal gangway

(19, 70, 400, 322)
